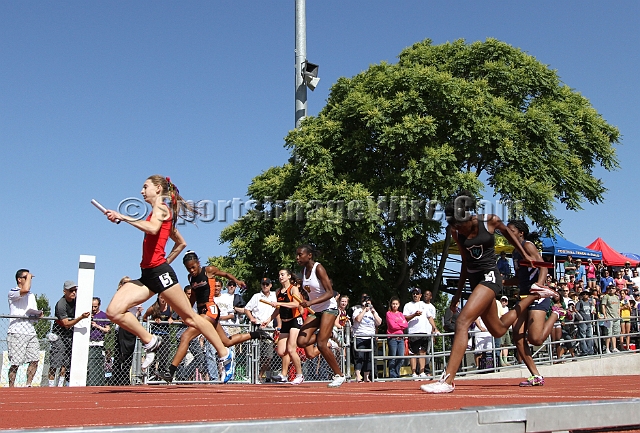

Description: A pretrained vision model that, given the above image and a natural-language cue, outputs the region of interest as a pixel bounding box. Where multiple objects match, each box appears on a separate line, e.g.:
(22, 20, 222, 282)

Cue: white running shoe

(290, 374, 304, 385)
(327, 374, 346, 388)
(420, 373, 455, 394)
(272, 373, 287, 383)
(612, 348, 620, 353)
(411, 373, 419, 378)
(418, 372, 428, 380)
(531, 283, 558, 299)
(141, 336, 162, 370)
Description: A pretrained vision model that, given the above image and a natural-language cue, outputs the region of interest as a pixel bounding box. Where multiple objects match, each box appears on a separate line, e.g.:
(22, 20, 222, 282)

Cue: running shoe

(159, 369, 174, 384)
(420, 373, 454, 394)
(220, 350, 235, 383)
(531, 284, 559, 300)
(327, 374, 346, 388)
(290, 374, 304, 385)
(612, 348, 620, 353)
(519, 375, 544, 387)
(272, 373, 287, 383)
(141, 336, 162, 370)
(411, 373, 419, 379)
(418, 372, 428, 380)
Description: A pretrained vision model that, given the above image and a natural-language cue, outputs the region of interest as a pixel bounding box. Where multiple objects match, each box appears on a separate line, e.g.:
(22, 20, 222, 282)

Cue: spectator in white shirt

(7, 269, 43, 387)
(352, 293, 382, 382)
(403, 288, 439, 379)
(244, 278, 277, 380)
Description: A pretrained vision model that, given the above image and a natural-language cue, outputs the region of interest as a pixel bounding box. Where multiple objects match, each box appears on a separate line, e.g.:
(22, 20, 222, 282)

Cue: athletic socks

(144, 335, 158, 350)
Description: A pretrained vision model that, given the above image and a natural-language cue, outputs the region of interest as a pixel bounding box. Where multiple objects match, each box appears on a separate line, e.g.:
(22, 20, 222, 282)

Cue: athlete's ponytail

(147, 174, 197, 228)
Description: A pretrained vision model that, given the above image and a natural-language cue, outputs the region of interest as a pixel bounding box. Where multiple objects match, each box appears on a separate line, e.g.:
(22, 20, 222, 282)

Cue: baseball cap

(411, 288, 421, 295)
(227, 280, 237, 287)
(261, 277, 272, 285)
(63, 280, 77, 290)
(500, 296, 508, 301)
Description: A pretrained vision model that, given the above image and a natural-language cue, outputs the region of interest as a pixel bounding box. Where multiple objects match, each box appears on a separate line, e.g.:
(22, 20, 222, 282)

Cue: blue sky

(1, 1, 638, 312)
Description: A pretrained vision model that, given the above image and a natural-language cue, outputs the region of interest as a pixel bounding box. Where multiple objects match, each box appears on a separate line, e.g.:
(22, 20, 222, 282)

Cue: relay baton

(91, 199, 120, 224)
(292, 293, 315, 314)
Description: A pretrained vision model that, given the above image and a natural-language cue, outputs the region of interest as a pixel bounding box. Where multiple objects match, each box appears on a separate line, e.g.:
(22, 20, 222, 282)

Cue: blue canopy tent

(540, 236, 603, 260)
(540, 235, 602, 277)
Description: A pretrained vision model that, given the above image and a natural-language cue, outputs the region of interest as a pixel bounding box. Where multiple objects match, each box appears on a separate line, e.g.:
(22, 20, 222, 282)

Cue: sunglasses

(67, 289, 78, 293)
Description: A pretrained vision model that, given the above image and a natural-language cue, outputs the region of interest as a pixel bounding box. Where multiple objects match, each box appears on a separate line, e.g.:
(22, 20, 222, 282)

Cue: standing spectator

(497, 252, 511, 279)
(403, 288, 437, 379)
(600, 270, 614, 294)
(7, 269, 43, 387)
(575, 259, 585, 283)
(111, 276, 143, 385)
(601, 285, 621, 353)
(619, 289, 632, 350)
(143, 294, 174, 375)
(586, 259, 598, 292)
(88, 297, 111, 386)
(498, 296, 511, 366)
(352, 293, 382, 382)
(48, 281, 90, 387)
(385, 296, 407, 379)
(244, 277, 276, 381)
(575, 289, 595, 355)
(630, 270, 640, 291)
(335, 295, 350, 331)
(473, 316, 493, 369)
(563, 255, 577, 278)
(226, 281, 246, 324)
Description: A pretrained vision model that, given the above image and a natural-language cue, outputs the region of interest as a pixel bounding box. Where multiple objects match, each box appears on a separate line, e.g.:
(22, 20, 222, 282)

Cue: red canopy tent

(586, 237, 639, 267)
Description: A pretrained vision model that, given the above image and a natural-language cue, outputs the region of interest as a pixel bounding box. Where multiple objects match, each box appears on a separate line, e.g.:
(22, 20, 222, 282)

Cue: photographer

(352, 293, 382, 382)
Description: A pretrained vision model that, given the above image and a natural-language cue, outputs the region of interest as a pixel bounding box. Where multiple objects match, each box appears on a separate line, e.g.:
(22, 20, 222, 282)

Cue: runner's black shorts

(281, 316, 303, 334)
(468, 267, 503, 296)
(138, 262, 179, 294)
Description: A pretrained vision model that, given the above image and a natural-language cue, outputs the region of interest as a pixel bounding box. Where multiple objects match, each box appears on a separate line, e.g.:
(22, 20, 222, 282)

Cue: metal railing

(356, 315, 640, 381)
(0, 315, 349, 386)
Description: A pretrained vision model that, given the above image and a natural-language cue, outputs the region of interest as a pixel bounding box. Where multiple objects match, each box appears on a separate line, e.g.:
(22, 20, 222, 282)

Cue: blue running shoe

(221, 350, 235, 383)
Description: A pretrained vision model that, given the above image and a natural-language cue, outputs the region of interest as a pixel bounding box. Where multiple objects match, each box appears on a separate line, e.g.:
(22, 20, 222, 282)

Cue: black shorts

(281, 316, 303, 334)
(528, 297, 551, 312)
(468, 268, 503, 295)
(138, 262, 179, 294)
(409, 336, 431, 353)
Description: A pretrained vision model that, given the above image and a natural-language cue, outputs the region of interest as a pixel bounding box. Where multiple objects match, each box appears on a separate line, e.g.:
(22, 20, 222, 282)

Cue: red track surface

(1, 376, 638, 431)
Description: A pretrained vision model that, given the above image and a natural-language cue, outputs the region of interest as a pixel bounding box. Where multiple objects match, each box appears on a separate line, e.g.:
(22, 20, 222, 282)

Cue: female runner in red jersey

(104, 175, 236, 382)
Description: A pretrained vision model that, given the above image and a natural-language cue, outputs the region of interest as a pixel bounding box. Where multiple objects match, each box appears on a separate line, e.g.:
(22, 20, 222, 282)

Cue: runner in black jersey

(160, 251, 272, 383)
(505, 220, 561, 387)
(422, 192, 556, 394)
(265, 269, 304, 384)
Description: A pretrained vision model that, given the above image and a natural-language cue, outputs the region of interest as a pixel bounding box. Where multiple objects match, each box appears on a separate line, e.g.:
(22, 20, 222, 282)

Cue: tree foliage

(215, 38, 619, 304)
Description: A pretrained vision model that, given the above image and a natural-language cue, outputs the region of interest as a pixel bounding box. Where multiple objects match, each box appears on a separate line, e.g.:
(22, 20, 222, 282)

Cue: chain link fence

(0, 315, 349, 386)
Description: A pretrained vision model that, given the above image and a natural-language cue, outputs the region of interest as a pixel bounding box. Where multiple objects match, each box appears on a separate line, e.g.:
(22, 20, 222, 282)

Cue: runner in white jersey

(295, 244, 346, 387)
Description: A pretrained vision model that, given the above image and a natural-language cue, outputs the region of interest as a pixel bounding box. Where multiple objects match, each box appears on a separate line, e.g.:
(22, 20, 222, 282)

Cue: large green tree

(214, 38, 619, 305)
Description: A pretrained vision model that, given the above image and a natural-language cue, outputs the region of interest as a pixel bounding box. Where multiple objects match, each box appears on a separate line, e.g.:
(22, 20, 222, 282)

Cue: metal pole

(295, 0, 307, 128)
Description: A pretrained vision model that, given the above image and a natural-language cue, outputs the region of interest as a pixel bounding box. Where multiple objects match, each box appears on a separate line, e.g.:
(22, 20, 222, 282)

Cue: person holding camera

(352, 293, 382, 382)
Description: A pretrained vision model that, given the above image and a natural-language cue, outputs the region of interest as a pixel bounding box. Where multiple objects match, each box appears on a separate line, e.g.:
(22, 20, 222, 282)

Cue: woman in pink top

(386, 296, 408, 379)
(615, 271, 627, 291)
(586, 259, 597, 291)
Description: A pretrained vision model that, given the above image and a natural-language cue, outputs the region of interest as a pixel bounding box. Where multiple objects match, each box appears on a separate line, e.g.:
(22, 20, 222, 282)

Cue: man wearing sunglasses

(48, 280, 90, 387)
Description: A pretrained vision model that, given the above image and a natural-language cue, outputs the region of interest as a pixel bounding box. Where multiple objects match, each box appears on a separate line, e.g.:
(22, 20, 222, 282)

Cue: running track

(1, 376, 638, 430)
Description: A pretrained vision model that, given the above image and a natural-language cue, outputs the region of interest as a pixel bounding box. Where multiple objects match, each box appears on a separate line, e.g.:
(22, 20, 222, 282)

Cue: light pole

(295, 0, 307, 128)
